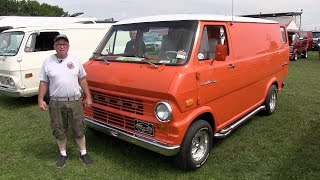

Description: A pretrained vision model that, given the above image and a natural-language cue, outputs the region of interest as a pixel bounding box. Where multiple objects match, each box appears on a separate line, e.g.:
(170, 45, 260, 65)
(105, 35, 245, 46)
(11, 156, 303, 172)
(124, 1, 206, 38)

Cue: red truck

(287, 29, 311, 60)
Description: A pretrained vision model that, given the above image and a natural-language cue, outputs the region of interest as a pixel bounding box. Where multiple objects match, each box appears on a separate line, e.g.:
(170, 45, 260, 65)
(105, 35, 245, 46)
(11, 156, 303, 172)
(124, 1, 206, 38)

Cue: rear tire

(290, 52, 298, 61)
(293, 53, 298, 61)
(301, 50, 308, 59)
(262, 85, 278, 116)
(174, 120, 213, 171)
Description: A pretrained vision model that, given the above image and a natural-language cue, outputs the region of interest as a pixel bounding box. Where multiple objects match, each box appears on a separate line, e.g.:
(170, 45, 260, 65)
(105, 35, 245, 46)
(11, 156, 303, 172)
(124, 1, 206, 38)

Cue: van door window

(198, 25, 228, 60)
(25, 33, 37, 52)
(28, 32, 59, 52)
(280, 27, 287, 44)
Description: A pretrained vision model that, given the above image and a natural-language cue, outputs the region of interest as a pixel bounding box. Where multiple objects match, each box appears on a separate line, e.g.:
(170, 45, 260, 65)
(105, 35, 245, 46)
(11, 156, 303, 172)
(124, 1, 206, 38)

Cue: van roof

(115, 14, 278, 25)
(0, 16, 98, 28)
(2, 22, 114, 33)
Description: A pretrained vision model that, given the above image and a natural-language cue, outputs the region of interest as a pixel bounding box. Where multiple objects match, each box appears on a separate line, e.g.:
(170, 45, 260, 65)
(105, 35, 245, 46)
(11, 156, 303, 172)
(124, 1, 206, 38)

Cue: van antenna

(231, 0, 234, 25)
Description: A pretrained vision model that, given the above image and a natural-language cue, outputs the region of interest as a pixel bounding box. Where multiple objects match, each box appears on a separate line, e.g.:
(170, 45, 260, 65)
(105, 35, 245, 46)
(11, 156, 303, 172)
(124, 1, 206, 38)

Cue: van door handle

(228, 64, 236, 69)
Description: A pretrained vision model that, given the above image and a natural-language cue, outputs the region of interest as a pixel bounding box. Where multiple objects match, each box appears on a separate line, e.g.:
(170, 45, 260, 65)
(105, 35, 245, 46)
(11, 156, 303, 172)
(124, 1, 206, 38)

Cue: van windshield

(93, 20, 197, 65)
(0, 31, 24, 56)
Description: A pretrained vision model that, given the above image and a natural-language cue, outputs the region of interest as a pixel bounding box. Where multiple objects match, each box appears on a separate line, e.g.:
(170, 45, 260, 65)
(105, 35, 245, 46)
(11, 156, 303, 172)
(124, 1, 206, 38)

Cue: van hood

(84, 60, 177, 99)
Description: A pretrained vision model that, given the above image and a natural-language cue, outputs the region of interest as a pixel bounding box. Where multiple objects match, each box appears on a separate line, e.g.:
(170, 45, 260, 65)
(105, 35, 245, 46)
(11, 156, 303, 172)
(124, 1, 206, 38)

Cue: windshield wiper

(141, 59, 158, 69)
(125, 55, 158, 69)
(95, 55, 110, 64)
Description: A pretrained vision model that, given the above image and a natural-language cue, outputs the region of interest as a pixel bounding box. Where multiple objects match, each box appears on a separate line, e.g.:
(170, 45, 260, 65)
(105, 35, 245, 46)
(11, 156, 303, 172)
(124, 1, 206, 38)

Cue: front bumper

(0, 86, 37, 97)
(84, 116, 180, 156)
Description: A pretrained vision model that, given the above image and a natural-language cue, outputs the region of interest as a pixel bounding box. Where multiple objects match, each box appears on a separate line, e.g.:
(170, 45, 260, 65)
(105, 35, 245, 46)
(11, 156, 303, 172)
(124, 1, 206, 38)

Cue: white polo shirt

(39, 53, 86, 97)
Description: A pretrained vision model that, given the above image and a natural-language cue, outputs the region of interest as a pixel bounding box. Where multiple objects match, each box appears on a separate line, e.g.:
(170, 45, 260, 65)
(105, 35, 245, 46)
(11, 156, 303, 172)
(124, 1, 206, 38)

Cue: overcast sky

(36, 0, 319, 30)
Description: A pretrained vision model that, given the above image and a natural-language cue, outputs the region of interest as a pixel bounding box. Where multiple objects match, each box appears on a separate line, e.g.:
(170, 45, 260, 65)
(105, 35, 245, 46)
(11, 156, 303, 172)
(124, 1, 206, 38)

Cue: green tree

(0, 0, 69, 16)
(0, 0, 19, 15)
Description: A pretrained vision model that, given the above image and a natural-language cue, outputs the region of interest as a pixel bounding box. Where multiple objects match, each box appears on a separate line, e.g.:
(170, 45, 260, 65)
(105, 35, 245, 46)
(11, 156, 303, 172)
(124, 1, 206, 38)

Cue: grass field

(1, 52, 319, 179)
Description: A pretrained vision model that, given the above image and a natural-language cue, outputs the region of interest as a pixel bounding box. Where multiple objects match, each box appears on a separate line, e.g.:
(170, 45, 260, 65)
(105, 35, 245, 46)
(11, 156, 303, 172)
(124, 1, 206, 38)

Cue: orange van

(83, 14, 290, 170)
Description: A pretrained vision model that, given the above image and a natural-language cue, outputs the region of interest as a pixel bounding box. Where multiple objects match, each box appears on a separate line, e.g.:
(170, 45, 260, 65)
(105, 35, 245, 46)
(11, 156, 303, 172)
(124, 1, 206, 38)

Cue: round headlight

(9, 77, 15, 87)
(154, 101, 172, 122)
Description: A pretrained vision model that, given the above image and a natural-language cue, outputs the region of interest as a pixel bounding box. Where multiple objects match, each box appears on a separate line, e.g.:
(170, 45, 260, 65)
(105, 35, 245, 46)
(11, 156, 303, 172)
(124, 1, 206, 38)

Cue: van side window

(198, 25, 228, 60)
(280, 27, 287, 44)
(25, 33, 37, 52)
(26, 32, 59, 52)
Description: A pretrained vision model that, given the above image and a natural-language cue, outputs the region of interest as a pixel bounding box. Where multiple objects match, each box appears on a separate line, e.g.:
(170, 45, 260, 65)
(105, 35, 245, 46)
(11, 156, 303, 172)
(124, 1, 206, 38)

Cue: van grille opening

(91, 90, 144, 115)
(92, 106, 135, 130)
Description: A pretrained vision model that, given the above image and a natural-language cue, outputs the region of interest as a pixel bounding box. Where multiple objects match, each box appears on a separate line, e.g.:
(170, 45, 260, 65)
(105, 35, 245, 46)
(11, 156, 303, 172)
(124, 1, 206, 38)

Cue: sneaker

(79, 153, 92, 165)
(56, 155, 68, 168)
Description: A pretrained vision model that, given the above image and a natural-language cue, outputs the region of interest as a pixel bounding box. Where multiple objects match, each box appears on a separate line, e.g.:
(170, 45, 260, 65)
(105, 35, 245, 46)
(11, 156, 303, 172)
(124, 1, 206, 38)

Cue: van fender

(263, 77, 278, 102)
(180, 105, 216, 136)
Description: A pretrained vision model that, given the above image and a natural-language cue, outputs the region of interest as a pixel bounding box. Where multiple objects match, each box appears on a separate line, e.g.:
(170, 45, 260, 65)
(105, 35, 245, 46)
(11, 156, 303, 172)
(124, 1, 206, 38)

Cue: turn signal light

(185, 98, 194, 107)
(25, 73, 33, 78)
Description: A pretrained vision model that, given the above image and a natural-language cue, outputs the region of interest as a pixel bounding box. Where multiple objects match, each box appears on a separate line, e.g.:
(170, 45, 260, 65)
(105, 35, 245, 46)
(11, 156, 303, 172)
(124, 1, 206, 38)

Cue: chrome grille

(92, 107, 135, 130)
(91, 90, 144, 115)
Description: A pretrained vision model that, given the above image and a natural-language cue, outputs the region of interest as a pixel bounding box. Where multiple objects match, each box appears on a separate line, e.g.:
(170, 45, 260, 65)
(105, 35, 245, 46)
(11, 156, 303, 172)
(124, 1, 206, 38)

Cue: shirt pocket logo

(67, 62, 75, 69)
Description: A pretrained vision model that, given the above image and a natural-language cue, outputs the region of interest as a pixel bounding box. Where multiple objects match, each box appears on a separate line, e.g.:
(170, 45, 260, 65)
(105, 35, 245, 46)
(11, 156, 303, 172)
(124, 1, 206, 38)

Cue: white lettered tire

(174, 120, 213, 170)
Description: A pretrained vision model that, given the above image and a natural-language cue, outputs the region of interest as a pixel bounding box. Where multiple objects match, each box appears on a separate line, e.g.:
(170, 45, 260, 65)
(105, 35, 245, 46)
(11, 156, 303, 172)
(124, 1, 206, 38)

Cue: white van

(0, 22, 113, 97)
(0, 16, 98, 32)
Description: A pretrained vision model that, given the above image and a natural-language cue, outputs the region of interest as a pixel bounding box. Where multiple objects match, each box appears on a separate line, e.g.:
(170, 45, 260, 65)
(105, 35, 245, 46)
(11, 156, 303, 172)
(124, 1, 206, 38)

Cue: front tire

(292, 52, 298, 61)
(301, 50, 308, 59)
(174, 120, 213, 171)
(262, 85, 278, 115)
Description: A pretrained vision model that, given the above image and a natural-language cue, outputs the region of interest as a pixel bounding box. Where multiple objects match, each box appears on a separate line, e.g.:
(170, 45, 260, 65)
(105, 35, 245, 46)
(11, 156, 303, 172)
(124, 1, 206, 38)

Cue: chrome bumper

(84, 117, 180, 156)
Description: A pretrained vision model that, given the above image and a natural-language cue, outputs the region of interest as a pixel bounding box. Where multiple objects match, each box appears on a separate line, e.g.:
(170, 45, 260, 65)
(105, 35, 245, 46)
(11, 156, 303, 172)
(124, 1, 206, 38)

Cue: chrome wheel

(174, 120, 213, 170)
(191, 128, 209, 161)
(269, 90, 277, 112)
(262, 85, 278, 115)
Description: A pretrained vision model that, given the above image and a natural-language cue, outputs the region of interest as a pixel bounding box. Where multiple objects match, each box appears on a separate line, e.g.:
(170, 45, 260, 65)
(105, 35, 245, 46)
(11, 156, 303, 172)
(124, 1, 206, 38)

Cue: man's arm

(38, 81, 48, 110)
(79, 76, 92, 108)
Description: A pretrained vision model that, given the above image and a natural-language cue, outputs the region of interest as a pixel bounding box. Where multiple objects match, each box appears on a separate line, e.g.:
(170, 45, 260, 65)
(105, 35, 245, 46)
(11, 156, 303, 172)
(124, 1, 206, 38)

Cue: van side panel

(196, 22, 289, 130)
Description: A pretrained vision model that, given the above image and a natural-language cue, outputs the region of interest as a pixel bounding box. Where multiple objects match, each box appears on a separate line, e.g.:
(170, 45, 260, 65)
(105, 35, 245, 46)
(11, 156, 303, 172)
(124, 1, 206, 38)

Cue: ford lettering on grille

(134, 120, 154, 136)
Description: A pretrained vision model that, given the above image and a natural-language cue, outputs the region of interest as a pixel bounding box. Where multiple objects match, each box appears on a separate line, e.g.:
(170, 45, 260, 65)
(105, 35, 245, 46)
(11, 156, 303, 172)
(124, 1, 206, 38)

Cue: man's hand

(83, 96, 93, 108)
(38, 100, 47, 111)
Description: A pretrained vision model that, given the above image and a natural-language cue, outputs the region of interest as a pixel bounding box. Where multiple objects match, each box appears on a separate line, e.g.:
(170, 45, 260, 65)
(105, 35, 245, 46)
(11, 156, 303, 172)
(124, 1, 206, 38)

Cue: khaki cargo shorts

(49, 100, 86, 140)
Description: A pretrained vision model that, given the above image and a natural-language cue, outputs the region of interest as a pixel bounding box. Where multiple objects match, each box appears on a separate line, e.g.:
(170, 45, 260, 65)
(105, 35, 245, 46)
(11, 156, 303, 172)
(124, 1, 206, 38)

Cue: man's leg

(49, 100, 68, 168)
(70, 101, 92, 165)
(75, 135, 86, 151)
(57, 138, 67, 153)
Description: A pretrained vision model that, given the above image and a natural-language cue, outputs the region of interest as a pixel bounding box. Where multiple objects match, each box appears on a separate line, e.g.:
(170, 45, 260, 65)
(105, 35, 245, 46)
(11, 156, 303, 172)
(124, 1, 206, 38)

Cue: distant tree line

(0, 0, 69, 17)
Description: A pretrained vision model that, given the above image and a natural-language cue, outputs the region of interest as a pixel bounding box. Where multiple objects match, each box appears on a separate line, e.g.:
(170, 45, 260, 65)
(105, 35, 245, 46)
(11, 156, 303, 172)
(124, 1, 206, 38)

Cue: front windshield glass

(0, 31, 24, 56)
(94, 20, 198, 65)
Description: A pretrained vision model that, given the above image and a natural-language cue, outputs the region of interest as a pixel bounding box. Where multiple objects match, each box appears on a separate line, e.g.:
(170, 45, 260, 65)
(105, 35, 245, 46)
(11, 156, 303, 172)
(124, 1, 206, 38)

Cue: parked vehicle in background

(287, 29, 309, 60)
(303, 31, 313, 50)
(0, 22, 114, 97)
(312, 31, 320, 50)
(83, 14, 289, 170)
(0, 16, 98, 33)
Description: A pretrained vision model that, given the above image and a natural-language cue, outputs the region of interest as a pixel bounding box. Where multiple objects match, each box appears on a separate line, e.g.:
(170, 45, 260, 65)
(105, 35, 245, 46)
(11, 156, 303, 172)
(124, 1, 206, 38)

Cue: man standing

(38, 34, 93, 168)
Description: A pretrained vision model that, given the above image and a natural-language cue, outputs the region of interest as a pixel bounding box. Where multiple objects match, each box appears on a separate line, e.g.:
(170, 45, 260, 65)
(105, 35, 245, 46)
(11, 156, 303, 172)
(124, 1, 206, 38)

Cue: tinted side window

(32, 32, 59, 52)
